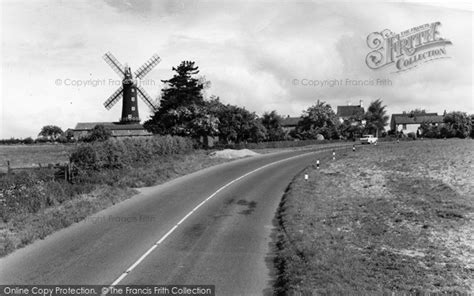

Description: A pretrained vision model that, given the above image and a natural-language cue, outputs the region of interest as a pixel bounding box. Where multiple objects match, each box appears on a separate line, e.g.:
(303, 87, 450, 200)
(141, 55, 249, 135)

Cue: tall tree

(144, 61, 206, 136)
(296, 100, 339, 140)
(38, 125, 63, 140)
(261, 111, 285, 141)
(364, 99, 389, 137)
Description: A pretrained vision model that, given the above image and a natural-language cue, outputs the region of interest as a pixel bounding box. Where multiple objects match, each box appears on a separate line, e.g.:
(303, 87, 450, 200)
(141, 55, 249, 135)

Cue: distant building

(336, 100, 365, 123)
(281, 116, 301, 132)
(390, 113, 444, 134)
(72, 122, 152, 140)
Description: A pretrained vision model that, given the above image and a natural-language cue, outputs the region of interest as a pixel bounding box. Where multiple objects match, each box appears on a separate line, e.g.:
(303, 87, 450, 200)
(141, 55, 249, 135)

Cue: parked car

(360, 134, 378, 144)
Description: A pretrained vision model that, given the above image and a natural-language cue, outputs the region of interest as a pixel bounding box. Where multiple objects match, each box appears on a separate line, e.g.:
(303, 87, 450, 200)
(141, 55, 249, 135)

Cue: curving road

(0, 144, 350, 295)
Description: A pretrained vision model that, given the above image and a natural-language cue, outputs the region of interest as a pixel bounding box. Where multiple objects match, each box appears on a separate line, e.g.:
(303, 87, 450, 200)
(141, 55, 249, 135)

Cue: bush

(70, 145, 98, 170)
(0, 170, 49, 221)
(24, 137, 35, 144)
(0, 137, 35, 144)
(407, 132, 416, 140)
(57, 135, 69, 143)
(440, 125, 456, 138)
(35, 137, 51, 143)
(84, 125, 112, 142)
(0, 138, 22, 145)
(0, 168, 97, 222)
(421, 124, 441, 138)
(443, 112, 471, 138)
(70, 135, 194, 171)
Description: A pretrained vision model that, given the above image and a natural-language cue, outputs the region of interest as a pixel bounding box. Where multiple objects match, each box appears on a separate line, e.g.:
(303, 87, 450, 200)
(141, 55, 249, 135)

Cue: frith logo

(366, 22, 452, 73)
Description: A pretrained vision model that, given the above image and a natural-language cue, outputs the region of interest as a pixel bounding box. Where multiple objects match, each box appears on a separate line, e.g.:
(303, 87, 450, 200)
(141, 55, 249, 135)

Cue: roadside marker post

(304, 174, 308, 181)
(332, 150, 335, 160)
(352, 145, 355, 152)
(316, 160, 320, 169)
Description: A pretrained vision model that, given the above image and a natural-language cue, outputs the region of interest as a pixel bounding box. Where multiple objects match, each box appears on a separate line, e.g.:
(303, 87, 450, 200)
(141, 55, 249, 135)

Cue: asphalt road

(0, 144, 350, 295)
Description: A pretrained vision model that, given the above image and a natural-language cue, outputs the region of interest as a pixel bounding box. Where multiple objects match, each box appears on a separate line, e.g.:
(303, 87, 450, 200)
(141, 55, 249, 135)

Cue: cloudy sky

(1, 0, 472, 138)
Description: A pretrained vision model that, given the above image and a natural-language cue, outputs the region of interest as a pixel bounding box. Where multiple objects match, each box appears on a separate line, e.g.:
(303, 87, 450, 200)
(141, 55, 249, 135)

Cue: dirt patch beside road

(274, 139, 474, 294)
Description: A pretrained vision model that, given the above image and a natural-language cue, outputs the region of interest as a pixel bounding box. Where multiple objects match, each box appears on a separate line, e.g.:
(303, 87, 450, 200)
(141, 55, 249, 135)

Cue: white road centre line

(105, 146, 346, 290)
(156, 225, 178, 245)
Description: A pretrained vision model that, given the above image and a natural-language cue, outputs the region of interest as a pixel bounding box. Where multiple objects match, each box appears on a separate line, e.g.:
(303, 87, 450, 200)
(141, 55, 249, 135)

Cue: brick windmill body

(102, 52, 160, 123)
(118, 65, 140, 123)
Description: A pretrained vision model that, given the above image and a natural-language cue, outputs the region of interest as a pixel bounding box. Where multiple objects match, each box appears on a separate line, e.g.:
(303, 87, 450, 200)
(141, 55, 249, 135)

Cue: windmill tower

(103, 52, 160, 123)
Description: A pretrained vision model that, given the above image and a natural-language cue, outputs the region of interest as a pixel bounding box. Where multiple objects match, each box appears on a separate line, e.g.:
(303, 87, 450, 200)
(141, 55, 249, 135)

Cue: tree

(407, 108, 426, 115)
(420, 122, 441, 138)
(296, 100, 339, 140)
(470, 114, 474, 139)
(159, 103, 219, 139)
(442, 111, 471, 138)
(338, 116, 364, 140)
(364, 99, 389, 137)
(261, 111, 285, 141)
(38, 125, 63, 140)
(212, 103, 266, 144)
(144, 61, 207, 137)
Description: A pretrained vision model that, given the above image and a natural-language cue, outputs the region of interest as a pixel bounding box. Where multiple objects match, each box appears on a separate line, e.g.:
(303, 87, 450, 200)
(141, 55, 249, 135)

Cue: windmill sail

(103, 86, 124, 110)
(134, 54, 161, 79)
(103, 52, 125, 77)
(136, 85, 159, 111)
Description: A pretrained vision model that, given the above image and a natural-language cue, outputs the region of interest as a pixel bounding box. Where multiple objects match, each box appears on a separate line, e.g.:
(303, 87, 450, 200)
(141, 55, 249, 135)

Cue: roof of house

(281, 117, 301, 127)
(391, 114, 444, 125)
(337, 105, 364, 118)
(74, 122, 146, 131)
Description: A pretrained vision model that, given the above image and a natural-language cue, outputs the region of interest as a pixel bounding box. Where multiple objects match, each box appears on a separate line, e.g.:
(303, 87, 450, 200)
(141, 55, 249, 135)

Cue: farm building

(72, 122, 151, 140)
(390, 113, 444, 134)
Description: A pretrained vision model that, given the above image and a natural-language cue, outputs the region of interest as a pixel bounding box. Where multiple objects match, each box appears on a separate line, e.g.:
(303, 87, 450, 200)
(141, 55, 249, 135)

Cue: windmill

(103, 52, 161, 123)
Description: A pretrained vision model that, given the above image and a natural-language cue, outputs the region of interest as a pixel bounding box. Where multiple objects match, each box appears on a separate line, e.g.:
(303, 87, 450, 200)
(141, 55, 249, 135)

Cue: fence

(3, 161, 77, 182)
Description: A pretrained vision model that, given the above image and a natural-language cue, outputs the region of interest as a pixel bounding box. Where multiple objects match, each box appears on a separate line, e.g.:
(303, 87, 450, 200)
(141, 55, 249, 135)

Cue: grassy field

(275, 139, 473, 294)
(0, 144, 74, 170)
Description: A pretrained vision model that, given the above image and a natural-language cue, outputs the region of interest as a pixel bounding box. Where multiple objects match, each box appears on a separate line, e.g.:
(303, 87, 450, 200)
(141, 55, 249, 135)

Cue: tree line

(143, 61, 394, 144)
(2, 60, 472, 145)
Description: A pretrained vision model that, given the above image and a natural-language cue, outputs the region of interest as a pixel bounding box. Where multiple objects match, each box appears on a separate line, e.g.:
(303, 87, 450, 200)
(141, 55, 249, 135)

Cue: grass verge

(274, 139, 474, 294)
(0, 150, 229, 257)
